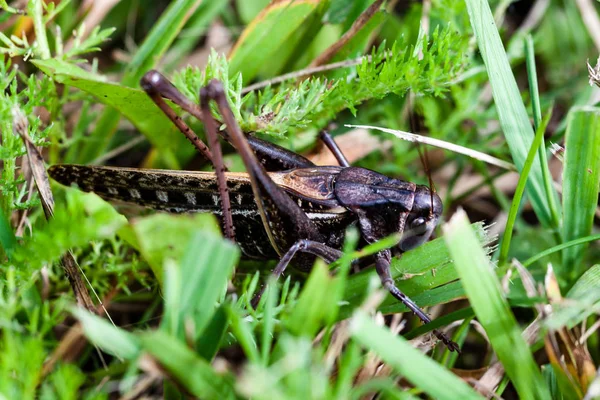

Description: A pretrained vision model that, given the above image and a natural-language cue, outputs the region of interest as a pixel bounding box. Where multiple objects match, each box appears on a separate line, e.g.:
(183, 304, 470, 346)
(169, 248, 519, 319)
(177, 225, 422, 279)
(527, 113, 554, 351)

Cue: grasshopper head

(399, 185, 443, 251)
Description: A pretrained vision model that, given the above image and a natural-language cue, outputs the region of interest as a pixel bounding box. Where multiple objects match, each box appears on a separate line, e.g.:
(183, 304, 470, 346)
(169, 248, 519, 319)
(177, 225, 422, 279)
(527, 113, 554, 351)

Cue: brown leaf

(13, 107, 96, 313)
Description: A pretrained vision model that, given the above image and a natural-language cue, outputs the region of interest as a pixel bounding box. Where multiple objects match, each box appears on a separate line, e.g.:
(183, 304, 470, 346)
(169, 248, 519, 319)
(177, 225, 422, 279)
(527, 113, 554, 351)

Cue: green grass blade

(561, 107, 600, 284)
(0, 207, 16, 259)
(225, 305, 260, 364)
(464, 0, 559, 229)
(197, 306, 229, 361)
(178, 232, 239, 337)
(159, 227, 238, 340)
(444, 209, 550, 399)
(163, 1, 229, 72)
(140, 331, 236, 399)
(33, 59, 185, 168)
(546, 265, 600, 330)
(499, 111, 551, 264)
(79, 0, 204, 163)
(260, 278, 278, 366)
(72, 307, 141, 360)
(228, 0, 320, 83)
(350, 311, 484, 400)
(523, 233, 600, 268)
(283, 262, 337, 337)
(525, 34, 561, 228)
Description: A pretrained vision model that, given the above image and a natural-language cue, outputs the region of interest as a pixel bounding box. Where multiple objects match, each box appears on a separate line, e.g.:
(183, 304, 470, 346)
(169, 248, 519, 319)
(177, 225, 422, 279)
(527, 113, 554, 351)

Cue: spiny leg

(141, 71, 234, 240)
(375, 250, 460, 352)
(200, 80, 324, 256)
(198, 95, 235, 241)
(141, 71, 213, 164)
(142, 70, 316, 172)
(250, 239, 345, 308)
(319, 130, 350, 167)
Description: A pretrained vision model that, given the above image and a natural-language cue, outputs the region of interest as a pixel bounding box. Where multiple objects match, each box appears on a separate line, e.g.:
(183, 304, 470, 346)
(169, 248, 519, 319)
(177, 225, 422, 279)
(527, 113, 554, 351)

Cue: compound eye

(410, 217, 426, 231)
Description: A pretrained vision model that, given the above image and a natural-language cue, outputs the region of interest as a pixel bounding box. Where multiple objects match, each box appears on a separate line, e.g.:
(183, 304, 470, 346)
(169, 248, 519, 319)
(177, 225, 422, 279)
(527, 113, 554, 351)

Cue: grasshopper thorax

(399, 185, 443, 252)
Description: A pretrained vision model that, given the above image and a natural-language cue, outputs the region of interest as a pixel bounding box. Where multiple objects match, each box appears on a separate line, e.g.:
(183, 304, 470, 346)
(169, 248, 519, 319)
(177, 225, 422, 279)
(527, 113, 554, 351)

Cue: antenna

(407, 91, 436, 218)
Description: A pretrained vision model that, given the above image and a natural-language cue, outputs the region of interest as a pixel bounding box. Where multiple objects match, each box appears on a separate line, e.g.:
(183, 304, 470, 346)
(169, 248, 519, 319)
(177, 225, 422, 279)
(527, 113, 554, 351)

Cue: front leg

(375, 250, 460, 352)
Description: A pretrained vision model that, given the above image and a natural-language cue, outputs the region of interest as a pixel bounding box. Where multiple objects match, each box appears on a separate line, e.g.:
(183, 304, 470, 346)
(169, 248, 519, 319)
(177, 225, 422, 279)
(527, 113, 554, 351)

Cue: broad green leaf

(283, 262, 337, 337)
(140, 331, 235, 399)
(350, 311, 483, 400)
(228, 0, 321, 83)
(33, 58, 185, 162)
(164, 231, 239, 339)
(72, 308, 140, 360)
(341, 222, 490, 318)
(79, 0, 204, 163)
(464, 0, 559, 229)
(444, 210, 549, 400)
(118, 213, 220, 283)
(561, 107, 600, 283)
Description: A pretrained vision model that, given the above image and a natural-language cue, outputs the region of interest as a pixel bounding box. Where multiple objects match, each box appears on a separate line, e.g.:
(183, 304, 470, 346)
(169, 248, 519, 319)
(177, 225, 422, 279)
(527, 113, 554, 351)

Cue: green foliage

(350, 311, 483, 399)
(561, 107, 600, 284)
(464, 0, 559, 230)
(445, 210, 550, 399)
(172, 26, 466, 139)
(12, 189, 127, 275)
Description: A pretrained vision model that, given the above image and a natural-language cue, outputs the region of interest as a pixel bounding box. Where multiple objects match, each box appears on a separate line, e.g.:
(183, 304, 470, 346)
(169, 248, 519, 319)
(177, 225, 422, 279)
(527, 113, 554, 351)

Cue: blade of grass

(523, 233, 600, 268)
(444, 209, 550, 399)
(525, 35, 561, 230)
(178, 232, 239, 337)
(228, 0, 320, 83)
(78, 0, 203, 163)
(283, 262, 338, 337)
(161, 229, 238, 340)
(72, 307, 140, 360)
(163, 1, 228, 72)
(346, 124, 516, 171)
(140, 331, 235, 399)
(225, 305, 260, 364)
(498, 111, 552, 264)
(0, 207, 16, 259)
(29, 0, 50, 59)
(465, 0, 560, 229)
(561, 106, 600, 284)
(350, 311, 484, 400)
(260, 277, 278, 366)
(546, 265, 600, 330)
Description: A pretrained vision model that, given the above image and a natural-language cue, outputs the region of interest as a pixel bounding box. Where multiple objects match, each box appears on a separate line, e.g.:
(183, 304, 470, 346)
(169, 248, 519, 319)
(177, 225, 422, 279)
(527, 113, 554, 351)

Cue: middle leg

(250, 239, 345, 307)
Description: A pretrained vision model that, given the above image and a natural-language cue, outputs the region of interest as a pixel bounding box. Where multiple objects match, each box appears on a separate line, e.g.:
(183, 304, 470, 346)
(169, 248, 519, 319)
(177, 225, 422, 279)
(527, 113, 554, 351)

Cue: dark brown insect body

(48, 71, 458, 352)
(49, 165, 437, 268)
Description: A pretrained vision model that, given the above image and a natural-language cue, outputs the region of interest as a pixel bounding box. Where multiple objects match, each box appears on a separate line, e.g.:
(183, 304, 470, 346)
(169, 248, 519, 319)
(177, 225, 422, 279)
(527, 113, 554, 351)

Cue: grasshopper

(48, 71, 459, 352)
